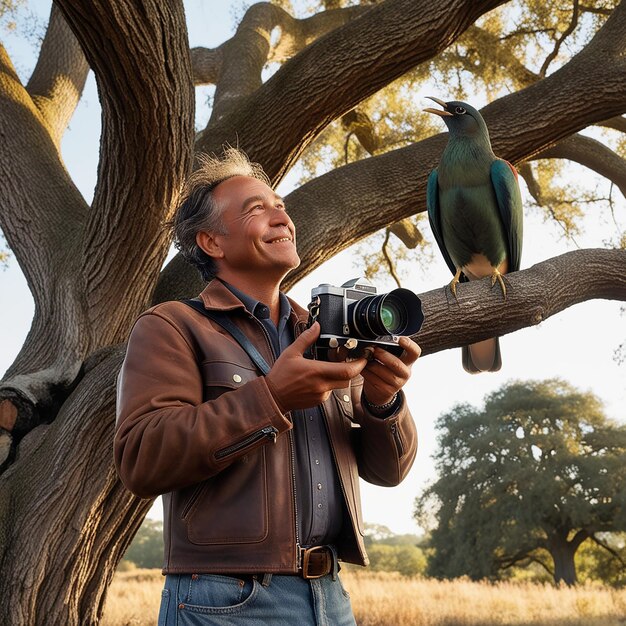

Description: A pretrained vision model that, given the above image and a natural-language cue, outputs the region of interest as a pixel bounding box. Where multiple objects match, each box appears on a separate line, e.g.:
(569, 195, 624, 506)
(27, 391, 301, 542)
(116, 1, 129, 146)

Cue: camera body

(307, 278, 424, 361)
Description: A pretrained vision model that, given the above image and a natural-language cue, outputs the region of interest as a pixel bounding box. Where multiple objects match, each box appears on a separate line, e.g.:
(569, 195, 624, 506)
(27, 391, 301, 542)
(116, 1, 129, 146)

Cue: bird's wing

(490, 159, 523, 272)
(426, 169, 457, 276)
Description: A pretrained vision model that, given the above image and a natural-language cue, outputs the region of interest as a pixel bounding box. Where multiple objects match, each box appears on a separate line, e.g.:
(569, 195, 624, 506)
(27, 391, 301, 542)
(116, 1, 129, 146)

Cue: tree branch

(27, 3, 89, 145)
(268, 4, 372, 64)
(539, 0, 580, 78)
(208, 2, 370, 121)
(155, 1, 626, 305)
(569, 528, 589, 551)
(390, 218, 424, 249)
(414, 249, 626, 356)
(527, 554, 555, 577)
(54, 0, 195, 344)
(0, 43, 91, 392)
(533, 133, 626, 199)
(190, 46, 222, 85)
(277, 2, 626, 286)
(196, 0, 510, 181)
(382, 229, 402, 288)
(590, 534, 626, 567)
(455, 25, 540, 88)
(597, 114, 626, 133)
(0, 1, 196, 456)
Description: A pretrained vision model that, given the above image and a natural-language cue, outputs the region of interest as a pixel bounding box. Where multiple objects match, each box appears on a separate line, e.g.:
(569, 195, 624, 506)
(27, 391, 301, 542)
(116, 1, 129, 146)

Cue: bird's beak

(424, 96, 453, 117)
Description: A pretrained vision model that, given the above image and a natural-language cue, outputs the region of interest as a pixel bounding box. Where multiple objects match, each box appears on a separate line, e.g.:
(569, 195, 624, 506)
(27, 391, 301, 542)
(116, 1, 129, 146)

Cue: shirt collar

(218, 278, 292, 323)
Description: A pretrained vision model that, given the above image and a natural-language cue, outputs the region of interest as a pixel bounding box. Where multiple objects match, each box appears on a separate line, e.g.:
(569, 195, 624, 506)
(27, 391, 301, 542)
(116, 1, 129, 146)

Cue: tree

(416, 379, 626, 585)
(0, 0, 625, 623)
(362, 523, 427, 576)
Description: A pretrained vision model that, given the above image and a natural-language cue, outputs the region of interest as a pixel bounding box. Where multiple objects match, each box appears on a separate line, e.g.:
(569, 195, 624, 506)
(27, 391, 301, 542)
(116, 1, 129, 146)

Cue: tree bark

(0, 347, 153, 625)
(196, 0, 510, 181)
(26, 3, 89, 146)
(413, 249, 626, 355)
(0, 0, 195, 443)
(0, 1, 194, 622)
(547, 529, 588, 586)
(534, 134, 626, 200)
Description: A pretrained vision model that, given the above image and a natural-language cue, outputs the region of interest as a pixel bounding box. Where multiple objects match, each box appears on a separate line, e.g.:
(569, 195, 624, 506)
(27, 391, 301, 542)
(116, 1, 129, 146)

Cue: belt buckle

(300, 545, 330, 580)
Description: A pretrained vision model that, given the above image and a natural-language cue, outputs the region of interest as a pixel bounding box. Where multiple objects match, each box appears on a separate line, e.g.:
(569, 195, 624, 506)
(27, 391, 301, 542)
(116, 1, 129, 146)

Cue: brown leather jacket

(114, 279, 417, 574)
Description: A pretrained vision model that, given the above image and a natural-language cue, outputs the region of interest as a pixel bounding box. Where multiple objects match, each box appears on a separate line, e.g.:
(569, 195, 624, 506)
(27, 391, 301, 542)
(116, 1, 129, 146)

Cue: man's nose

(269, 206, 291, 225)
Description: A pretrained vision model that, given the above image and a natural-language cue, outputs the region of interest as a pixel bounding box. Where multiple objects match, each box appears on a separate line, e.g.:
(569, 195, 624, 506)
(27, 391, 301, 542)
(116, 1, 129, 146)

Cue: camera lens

(380, 300, 404, 333)
(349, 288, 423, 339)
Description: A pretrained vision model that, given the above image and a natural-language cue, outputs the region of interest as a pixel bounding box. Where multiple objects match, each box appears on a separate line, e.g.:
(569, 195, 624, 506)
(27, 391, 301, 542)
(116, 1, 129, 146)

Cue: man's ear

(196, 231, 224, 259)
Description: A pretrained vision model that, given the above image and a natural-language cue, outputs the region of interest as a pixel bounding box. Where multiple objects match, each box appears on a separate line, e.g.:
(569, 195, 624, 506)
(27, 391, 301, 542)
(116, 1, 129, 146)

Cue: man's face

(209, 176, 300, 279)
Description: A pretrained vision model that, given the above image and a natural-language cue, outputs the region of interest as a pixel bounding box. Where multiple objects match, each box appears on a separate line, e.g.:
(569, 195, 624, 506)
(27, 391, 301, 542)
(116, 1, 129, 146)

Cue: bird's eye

(455, 106, 466, 115)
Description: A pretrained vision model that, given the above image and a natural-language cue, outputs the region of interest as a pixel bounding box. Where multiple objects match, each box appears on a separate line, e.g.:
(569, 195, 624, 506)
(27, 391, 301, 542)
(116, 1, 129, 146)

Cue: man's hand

(361, 336, 421, 407)
(265, 323, 367, 413)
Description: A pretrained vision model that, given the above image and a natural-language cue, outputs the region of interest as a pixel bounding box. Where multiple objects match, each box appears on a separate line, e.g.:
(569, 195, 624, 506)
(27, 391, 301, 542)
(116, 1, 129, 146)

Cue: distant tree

(121, 519, 163, 570)
(416, 380, 626, 586)
(362, 523, 427, 576)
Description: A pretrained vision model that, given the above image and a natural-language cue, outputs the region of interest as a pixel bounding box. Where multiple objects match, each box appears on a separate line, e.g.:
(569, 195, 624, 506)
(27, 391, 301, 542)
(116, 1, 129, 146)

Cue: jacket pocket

(182, 447, 269, 545)
(200, 360, 258, 401)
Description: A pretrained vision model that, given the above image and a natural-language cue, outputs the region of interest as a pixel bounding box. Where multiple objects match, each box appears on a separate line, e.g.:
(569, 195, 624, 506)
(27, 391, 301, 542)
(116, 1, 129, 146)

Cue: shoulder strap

(181, 299, 271, 376)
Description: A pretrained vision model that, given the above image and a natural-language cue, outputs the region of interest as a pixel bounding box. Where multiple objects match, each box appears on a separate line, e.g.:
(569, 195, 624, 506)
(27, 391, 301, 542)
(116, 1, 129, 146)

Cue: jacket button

(342, 394, 350, 402)
(233, 374, 242, 383)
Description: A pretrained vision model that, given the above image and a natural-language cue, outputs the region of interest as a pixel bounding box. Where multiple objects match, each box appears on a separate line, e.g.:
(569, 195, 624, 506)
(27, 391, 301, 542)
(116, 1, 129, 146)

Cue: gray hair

(170, 147, 271, 281)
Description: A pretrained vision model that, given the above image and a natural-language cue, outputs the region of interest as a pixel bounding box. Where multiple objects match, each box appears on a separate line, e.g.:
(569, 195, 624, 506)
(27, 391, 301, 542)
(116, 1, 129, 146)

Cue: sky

(1, 1, 625, 536)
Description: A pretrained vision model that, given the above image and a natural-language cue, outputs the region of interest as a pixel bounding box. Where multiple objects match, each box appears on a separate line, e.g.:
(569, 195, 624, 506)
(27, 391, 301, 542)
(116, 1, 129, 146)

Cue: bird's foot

(490, 268, 507, 299)
(448, 269, 462, 300)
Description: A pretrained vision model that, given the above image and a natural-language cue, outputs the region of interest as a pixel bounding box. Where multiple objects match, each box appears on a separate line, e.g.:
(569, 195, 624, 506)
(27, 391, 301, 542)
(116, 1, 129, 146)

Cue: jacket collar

(198, 278, 309, 325)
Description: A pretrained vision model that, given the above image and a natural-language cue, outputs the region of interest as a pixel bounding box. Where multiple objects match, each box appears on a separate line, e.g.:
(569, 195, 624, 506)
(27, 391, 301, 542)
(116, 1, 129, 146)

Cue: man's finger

(398, 336, 422, 365)
(368, 348, 411, 379)
(288, 322, 321, 354)
(317, 357, 367, 381)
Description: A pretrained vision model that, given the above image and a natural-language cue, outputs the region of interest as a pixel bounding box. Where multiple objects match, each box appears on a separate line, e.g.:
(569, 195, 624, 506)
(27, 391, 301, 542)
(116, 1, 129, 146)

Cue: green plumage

(425, 99, 523, 373)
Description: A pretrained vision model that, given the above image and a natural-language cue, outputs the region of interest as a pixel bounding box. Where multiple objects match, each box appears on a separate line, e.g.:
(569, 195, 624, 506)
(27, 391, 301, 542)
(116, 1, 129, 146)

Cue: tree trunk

(547, 529, 588, 586)
(1, 1, 625, 623)
(0, 1, 194, 623)
(0, 349, 154, 625)
(551, 543, 578, 586)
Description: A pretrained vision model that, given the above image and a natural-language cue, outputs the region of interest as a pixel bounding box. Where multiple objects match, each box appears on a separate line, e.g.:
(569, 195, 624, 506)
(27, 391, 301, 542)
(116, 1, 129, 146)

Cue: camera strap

(182, 298, 271, 376)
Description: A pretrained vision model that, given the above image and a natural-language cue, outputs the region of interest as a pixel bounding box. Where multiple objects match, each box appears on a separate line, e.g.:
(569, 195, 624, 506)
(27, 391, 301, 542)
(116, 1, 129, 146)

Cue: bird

(424, 97, 523, 373)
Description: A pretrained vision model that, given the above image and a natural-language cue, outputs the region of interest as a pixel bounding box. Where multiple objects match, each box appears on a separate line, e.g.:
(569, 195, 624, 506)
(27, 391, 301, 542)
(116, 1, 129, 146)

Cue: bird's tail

(462, 338, 502, 374)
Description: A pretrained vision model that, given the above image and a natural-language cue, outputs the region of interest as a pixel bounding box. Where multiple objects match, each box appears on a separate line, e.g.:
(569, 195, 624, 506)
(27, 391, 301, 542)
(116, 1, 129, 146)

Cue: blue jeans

(157, 573, 356, 626)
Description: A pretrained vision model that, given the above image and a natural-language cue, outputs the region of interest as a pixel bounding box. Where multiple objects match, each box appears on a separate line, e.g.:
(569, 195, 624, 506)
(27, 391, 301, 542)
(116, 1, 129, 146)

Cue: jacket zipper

(390, 422, 404, 456)
(290, 430, 302, 570)
(215, 426, 278, 460)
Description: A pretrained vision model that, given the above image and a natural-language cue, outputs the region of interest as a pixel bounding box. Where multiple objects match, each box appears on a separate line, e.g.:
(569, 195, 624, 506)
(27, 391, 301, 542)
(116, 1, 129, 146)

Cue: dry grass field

(102, 568, 626, 626)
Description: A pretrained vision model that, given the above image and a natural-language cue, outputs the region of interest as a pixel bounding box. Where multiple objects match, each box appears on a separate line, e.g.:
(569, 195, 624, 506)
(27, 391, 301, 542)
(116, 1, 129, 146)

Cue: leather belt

(298, 545, 338, 580)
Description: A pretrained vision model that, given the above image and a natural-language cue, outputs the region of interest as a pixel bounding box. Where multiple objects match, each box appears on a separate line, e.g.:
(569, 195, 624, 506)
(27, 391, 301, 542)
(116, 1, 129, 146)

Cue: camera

(306, 278, 424, 361)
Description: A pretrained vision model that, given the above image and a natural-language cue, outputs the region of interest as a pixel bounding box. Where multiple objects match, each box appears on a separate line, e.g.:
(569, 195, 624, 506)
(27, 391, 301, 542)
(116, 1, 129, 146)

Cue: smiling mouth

(267, 237, 292, 244)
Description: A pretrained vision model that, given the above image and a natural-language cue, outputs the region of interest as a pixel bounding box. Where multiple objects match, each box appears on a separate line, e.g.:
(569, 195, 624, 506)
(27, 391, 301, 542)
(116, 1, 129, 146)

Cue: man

(115, 148, 420, 625)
